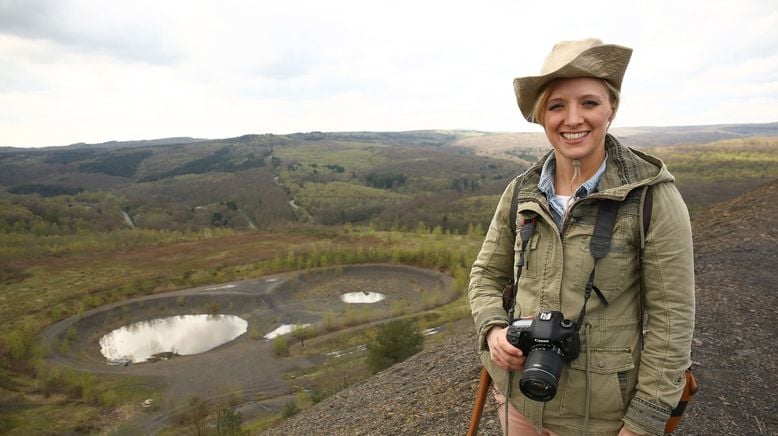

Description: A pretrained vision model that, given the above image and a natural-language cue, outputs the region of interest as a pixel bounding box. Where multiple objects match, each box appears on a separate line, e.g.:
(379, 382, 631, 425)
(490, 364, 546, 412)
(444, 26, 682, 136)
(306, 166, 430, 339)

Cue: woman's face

(541, 77, 614, 167)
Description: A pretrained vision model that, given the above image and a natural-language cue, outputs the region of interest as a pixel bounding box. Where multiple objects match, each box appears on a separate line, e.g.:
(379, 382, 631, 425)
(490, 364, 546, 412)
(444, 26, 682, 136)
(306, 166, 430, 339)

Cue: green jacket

(469, 135, 695, 436)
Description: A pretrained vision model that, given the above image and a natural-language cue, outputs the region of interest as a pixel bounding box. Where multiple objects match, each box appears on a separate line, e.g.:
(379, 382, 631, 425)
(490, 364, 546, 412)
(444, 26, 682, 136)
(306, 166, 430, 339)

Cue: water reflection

(264, 323, 311, 340)
(340, 292, 385, 304)
(100, 314, 247, 363)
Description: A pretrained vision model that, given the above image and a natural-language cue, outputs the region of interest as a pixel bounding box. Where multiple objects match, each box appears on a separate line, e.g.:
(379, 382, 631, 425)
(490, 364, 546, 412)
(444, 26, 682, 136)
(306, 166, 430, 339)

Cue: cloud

(0, 0, 178, 64)
(1, 0, 776, 147)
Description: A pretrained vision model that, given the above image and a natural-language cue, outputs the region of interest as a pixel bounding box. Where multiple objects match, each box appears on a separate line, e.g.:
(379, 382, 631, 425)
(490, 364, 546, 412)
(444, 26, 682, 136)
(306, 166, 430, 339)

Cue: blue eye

(583, 100, 599, 107)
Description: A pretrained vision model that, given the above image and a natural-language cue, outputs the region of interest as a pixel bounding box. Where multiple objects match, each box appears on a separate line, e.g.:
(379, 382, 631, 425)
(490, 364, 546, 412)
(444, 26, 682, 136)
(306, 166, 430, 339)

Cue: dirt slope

(262, 179, 778, 436)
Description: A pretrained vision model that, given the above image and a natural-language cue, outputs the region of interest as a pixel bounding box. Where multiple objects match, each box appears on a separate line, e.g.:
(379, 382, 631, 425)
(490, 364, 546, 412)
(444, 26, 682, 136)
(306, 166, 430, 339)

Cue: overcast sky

(1, 0, 776, 148)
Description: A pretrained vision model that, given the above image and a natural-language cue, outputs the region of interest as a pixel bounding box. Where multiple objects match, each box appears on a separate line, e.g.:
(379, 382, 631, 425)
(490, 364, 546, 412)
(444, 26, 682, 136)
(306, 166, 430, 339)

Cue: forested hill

(1, 123, 776, 235)
(0, 131, 526, 234)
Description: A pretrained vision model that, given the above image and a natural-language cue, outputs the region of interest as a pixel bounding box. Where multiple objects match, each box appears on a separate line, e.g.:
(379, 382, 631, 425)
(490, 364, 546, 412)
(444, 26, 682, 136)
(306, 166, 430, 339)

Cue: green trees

(365, 319, 424, 374)
(1, 324, 40, 373)
(77, 150, 153, 177)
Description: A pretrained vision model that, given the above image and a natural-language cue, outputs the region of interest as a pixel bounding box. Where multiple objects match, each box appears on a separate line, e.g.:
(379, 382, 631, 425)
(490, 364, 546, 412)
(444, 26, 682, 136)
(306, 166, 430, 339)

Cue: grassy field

(645, 137, 778, 214)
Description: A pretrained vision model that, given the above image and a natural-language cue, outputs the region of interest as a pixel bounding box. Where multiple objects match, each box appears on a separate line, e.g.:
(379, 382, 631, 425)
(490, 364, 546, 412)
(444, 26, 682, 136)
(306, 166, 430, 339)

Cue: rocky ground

(263, 180, 778, 436)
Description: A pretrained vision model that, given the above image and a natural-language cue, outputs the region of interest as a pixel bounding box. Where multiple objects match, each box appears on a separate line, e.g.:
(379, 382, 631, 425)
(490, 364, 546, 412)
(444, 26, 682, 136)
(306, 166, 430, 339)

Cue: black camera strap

(576, 199, 619, 329)
(502, 177, 536, 322)
(504, 212, 537, 323)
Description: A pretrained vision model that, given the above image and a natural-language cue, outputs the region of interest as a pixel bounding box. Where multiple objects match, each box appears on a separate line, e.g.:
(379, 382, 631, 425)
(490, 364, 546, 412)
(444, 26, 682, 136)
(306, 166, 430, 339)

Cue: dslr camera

(506, 311, 580, 402)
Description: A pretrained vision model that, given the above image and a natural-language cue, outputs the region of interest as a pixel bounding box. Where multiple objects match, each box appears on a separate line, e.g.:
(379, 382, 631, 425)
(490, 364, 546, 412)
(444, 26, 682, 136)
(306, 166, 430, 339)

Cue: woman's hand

(486, 326, 525, 371)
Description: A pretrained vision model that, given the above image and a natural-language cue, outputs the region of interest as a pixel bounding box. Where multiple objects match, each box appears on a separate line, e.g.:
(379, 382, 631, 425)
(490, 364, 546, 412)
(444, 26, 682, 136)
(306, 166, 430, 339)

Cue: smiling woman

(539, 77, 615, 195)
(469, 38, 696, 436)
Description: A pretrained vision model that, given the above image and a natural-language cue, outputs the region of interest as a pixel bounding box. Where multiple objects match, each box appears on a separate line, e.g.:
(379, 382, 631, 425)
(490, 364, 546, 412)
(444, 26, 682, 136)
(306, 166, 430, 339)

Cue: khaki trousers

(493, 385, 559, 436)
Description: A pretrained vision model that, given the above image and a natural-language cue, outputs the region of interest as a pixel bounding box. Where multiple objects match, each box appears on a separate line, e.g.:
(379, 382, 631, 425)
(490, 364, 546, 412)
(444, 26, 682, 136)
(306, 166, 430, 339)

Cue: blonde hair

(530, 78, 621, 125)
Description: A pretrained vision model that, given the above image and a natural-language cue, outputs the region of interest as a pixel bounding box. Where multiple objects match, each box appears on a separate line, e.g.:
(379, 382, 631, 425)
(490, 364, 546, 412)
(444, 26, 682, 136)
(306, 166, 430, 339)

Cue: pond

(99, 314, 248, 363)
(340, 291, 386, 304)
(263, 323, 312, 340)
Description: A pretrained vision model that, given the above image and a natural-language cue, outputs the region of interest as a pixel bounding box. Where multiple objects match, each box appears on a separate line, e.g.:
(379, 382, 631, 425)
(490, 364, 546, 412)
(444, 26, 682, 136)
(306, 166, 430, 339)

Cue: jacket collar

(515, 134, 672, 204)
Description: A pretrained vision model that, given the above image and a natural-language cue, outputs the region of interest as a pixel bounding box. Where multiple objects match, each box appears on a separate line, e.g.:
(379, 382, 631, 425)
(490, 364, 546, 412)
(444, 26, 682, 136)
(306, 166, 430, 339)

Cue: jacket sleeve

(468, 180, 518, 351)
(623, 181, 695, 435)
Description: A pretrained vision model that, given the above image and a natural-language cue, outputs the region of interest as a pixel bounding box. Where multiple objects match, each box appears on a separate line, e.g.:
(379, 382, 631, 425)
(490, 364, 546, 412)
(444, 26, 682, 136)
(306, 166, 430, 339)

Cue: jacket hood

(598, 134, 674, 199)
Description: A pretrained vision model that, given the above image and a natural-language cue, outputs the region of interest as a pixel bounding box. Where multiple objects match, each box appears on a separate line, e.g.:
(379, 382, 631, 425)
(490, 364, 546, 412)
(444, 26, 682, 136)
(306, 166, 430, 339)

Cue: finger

(496, 337, 523, 357)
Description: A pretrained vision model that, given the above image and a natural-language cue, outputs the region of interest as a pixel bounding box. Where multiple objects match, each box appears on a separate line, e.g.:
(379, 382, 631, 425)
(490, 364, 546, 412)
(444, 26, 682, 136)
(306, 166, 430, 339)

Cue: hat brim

(513, 44, 633, 123)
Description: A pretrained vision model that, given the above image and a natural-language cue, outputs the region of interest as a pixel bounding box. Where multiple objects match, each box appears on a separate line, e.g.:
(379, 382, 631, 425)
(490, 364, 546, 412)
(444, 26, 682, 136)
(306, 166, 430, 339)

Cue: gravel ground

(263, 180, 778, 436)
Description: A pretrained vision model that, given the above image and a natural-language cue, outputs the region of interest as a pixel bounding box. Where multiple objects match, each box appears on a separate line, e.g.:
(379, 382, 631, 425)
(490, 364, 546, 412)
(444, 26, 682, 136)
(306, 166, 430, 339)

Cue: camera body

(506, 310, 580, 402)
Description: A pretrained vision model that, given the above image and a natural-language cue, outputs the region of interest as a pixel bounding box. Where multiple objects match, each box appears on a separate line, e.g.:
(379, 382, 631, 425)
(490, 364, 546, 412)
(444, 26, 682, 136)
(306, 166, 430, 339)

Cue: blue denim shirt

(538, 154, 608, 228)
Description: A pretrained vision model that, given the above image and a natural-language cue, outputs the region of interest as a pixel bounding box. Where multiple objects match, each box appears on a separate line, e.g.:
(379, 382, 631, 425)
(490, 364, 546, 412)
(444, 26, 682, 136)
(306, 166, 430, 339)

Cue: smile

(561, 131, 589, 140)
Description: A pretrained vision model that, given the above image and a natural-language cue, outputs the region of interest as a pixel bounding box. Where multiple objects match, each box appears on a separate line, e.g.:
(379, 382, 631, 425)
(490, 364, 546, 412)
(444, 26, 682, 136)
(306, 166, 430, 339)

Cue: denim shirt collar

(538, 153, 608, 226)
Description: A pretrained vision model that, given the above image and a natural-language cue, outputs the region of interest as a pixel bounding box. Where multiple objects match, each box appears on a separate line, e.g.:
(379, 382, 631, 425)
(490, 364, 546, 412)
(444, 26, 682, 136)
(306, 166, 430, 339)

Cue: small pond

(340, 292, 385, 304)
(100, 314, 247, 363)
(263, 323, 312, 340)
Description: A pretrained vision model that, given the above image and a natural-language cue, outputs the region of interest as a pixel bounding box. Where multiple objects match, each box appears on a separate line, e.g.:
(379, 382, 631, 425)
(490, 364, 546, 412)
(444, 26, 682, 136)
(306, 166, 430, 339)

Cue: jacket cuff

(476, 309, 509, 351)
(623, 396, 672, 436)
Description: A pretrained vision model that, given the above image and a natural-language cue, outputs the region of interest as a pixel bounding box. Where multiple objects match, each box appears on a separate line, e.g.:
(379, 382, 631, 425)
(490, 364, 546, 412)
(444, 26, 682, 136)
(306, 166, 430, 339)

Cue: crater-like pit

(99, 314, 247, 363)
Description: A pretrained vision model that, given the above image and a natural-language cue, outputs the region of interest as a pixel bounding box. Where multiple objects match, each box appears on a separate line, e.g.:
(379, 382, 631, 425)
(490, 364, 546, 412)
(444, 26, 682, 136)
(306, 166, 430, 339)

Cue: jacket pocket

(559, 348, 635, 422)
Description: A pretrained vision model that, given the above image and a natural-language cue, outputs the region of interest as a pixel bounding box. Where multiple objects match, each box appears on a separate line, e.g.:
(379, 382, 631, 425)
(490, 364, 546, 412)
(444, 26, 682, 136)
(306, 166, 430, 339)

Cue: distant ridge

(2, 122, 775, 151)
(64, 137, 209, 149)
(611, 121, 778, 147)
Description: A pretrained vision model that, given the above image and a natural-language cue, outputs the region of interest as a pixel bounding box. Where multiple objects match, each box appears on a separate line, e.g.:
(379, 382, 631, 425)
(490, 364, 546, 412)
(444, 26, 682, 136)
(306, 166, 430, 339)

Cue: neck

(553, 152, 605, 196)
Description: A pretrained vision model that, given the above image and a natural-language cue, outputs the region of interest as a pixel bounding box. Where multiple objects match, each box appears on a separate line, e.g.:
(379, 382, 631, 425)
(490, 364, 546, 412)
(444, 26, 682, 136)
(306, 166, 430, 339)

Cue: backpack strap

(638, 185, 653, 350)
(508, 177, 522, 238)
(575, 199, 619, 327)
(640, 185, 654, 249)
(502, 177, 534, 321)
(588, 186, 653, 322)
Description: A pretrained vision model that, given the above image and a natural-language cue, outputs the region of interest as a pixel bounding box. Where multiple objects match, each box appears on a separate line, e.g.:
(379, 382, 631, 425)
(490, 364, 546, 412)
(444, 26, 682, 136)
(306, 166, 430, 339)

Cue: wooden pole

(467, 367, 492, 436)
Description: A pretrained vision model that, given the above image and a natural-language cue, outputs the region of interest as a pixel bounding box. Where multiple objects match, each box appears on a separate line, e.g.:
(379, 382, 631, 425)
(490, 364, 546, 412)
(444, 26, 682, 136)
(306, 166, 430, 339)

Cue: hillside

(0, 131, 525, 234)
(262, 180, 778, 436)
(1, 124, 776, 237)
(449, 122, 778, 164)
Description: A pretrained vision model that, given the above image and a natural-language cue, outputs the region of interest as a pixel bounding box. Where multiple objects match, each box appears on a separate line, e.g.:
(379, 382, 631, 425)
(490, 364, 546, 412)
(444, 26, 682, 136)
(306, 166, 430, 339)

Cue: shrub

(180, 396, 209, 436)
(272, 335, 288, 357)
(282, 399, 299, 418)
(365, 319, 424, 374)
(2, 324, 41, 373)
(323, 311, 338, 331)
(309, 386, 327, 404)
(216, 405, 244, 435)
(291, 324, 313, 347)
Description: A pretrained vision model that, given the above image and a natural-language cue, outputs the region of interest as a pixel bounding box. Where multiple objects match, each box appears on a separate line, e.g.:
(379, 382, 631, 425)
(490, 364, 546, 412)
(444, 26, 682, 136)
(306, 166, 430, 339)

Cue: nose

(565, 106, 583, 126)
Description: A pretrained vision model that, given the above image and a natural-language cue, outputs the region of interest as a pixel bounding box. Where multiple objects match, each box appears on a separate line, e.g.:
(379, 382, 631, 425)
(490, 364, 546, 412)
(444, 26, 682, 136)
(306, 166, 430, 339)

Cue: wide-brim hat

(513, 38, 633, 123)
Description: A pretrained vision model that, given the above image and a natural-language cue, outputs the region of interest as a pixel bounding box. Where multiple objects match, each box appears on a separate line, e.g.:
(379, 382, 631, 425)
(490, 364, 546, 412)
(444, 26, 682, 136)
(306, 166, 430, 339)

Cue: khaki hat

(513, 38, 633, 123)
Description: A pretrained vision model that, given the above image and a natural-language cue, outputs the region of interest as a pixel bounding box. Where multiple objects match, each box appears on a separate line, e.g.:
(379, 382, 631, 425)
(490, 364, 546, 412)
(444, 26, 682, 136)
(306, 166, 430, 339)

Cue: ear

(608, 103, 618, 123)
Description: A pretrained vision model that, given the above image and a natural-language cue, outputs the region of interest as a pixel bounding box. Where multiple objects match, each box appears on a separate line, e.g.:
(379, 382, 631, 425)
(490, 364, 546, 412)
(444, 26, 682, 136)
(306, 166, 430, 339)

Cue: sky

(1, 0, 777, 148)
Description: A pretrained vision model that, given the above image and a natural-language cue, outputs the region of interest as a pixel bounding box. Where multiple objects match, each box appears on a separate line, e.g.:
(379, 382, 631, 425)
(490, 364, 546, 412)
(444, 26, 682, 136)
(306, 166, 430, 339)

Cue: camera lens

(519, 346, 564, 402)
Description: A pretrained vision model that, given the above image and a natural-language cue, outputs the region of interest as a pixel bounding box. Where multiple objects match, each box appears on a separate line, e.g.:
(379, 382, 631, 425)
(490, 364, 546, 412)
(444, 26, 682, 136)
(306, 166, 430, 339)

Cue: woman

(468, 39, 695, 436)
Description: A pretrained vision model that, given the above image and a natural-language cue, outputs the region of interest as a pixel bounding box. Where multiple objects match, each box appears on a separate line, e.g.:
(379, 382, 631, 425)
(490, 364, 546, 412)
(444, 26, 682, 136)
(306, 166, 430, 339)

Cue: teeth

(562, 132, 587, 139)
